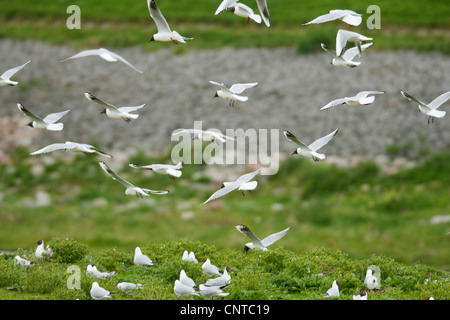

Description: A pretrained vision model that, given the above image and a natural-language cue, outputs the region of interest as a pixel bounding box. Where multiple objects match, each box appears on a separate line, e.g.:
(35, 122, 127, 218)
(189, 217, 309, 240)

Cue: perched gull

(202, 168, 261, 205)
(0, 60, 31, 87)
(321, 42, 373, 67)
(303, 9, 362, 26)
(17, 103, 70, 131)
(215, 0, 270, 27)
(325, 280, 340, 297)
(134, 247, 154, 266)
(202, 258, 222, 276)
(35, 239, 53, 259)
(84, 92, 145, 122)
(60, 48, 143, 73)
(179, 270, 196, 288)
(336, 29, 373, 58)
(172, 128, 235, 144)
(210, 81, 258, 107)
(87, 265, 116, 278)
(99, 161, 169, 198)
(236, 224, 290, 253)
(147, 0, 193, 44)
(182, 250, 198, 263)
(204, 268, 231, 287)
(14, 255, 34, 266)
(90, 282, 112, 300)
(321, 91, 385, 110)
(401, 90, 449, 124)
(129, 162, 183, 179)
(117, 282, 143, 292)
(199, 284, 230, 297)
(30, 141, 112, 158)
(364, 269, 379, 290)
(283, 129, 339, 162)
(174, 280, 199, 297)
(353, 290, 368, 300)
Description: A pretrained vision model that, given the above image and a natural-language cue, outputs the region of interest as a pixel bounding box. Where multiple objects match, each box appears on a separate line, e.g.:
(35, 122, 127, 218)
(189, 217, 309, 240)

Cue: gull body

(35, 239, 53, 259)
(179, 270, 196, 288)
(87, 265, 116, 278)
(325, 280, 340, 297)
(232, 3, 262, 24)
(134, 247, 153, 265)
(401, 90, 449, 124)
(204, 268, 231, 287)
(303, 9, 362, 26)
(61, 48, 142, 73)
(236, 224, 290, 252)
(320, 91, 385, 110)
(215, 0, 270, 26)
(90, 282, 112, 300)
(30, 141, 112, 158)
(182, 250, 198, 263)
(284, 129, 339, 162)
(117, 282, 143, 291)
(129, 162, 183, 179)
(15, 255, 34, 266)
(84, 92, 145, 122)
(364, 269, 379, 290)
(99, 161, 169, 198)
(148, 0, 193, 44)
(321, 42, 373, 67)
(202, 259, 222, 276)
(202, 168, 261, 205)
(0, 60, 31, 86)
(172, 129, 235, 144)
(17, 103, 70, 131)
(174, 280, 199, 297)
(199, 284, 230, 297)
(210, 81, 258, 107)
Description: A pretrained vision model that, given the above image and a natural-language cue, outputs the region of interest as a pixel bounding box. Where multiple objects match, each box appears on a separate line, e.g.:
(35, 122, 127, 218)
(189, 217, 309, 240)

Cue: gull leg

(246, 17, 250, 25)
(171, 39, 179, 45)
(123, 117, 131, 123)
(242, 191, 245, 197)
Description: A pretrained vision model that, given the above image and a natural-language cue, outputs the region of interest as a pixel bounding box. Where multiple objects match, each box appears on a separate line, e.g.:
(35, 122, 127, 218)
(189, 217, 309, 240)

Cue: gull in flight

(215, 1, 262, 24)
(202, 168, 261, 205)
(129, 162, 183, 179)
(364, 268, 379, 290)
(174, 280, 199, 297)
(90, 282, 112, 300)
(182, 250, 198, 263)
(147, 0, 193, 44)
(236, 224, 290, 253)
(336, 29, 373, 58)
(60, 48, 143, 73)
(210, 81, 258, 107)
(321, 42, 373, 68)
(0, 60, 31, 86)
(35, 239, 53, 259)
(172, 128, 235, 144)
(179, 270, 196, 288)
(99, 161, 168, 198)
(199, 284, 230, 297)
(30, 141, 112, 158)
(284, 129, 339, 162)
(215, 0, 270, 27)
(87, 265, 116, 278)
(134, 247, 154, 266)
(117, 282, 143, 292)
(17, 103, 70, 131)
(15, 255, 34, 266)
(84, 92, 145, 123)
(401, 90, 449, 124)
(204, 268, 231, 287)
(320, 91, 385, 110)
(325, 280, 340, 297)
(202, 258, 222, 276)
(303, 9, 362, 26)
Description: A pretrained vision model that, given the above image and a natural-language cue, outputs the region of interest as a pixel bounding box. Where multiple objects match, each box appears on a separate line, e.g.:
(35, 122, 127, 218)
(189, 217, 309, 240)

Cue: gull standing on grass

(179, 270, 197, 288)
(30, 141, 112, 158)
(283, 129, 339, 162)
(17, 103, 70, 131)
(134, 247, 154, 265)
(35, 239, 53, 259)
(204, 268, 231, 287)
(364, 268, 379, 290)
(199, 284, 230, 297)
(87, 265, 116, 278)
(202, 259, 222, 276)
(320, 91, 385, 110)
(400, 90, 449, 124)
(325, 280, 340, 297)
(90, 282, 112, 300)
(117, 282, 143, 292)
(147, 0, 193, 44)
(202, 168, 261, 205)
(172, 128, 235, 144)
(303, 9, 362, 26)
(174, 280, 199, 297)
(235, 224, 290, 252)
(321, 42, 373, 68)
(84, 92, 145, 123)
(15, 255, 34, 266)
(0, 60, 31, 86)
(60, 48, 143, 73)
(182, 250, 198, 263)
(129, 162, 183, 179)
(99, 161, 169, 198)
(210, 81, 258, 107)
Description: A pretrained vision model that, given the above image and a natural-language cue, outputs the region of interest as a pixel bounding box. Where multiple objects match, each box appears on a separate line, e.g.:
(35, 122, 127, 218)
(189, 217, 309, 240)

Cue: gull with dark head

(401, 90, 449, 124)
(210, 80, 258, 107)
(60, 48, 143, 73)
(99, 161, 169, 198)
(0, 60, 31, 86)
(320, 91, 385, 110)
(147, 0, 193, 44)
(215, 0, 270, 27)
(303, 9, 362, 26)
(235, 224, 290, 253)
(30, 141, 112, 158)
(284, 129, 339, 162)
(84, 92, 145, 122)
(17, 103, 70, 131)
(129, 162, 183, 179)
(321, 42, 373, 68)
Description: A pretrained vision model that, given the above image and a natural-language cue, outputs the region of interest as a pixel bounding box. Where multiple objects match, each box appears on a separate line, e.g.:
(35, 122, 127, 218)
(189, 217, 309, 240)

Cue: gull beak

(27, 122, 33, 127)
(213, 92, 218, 99)
(291, 149, 298, 156)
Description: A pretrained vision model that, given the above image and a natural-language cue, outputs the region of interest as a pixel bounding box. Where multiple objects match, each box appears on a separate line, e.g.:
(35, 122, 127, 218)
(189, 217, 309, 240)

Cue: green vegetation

(0, 0, 449, 53)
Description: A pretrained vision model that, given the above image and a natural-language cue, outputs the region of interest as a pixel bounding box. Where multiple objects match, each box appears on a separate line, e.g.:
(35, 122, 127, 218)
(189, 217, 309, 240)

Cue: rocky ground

(0, 39, 449, 171)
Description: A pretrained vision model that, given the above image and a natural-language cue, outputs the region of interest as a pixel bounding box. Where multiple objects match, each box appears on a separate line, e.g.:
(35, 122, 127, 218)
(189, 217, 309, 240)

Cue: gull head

(36, 239, 43, 245)
(213, 92, 219, 99)
(27, 121, 33, 127)
(291, 149, 298, 156)
(148, 36, 155, 43)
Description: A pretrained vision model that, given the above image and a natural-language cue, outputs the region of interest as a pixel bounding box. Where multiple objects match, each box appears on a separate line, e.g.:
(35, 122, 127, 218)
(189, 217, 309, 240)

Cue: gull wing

(43, 109, 71, 124)
(238, 181, 258, 190)
(117, 104, 146, 113)
(215, 0, 239, 15)
(209, 80, 233, 94)
(17, 103, 43, 122)
(261, 226, 291, 248)
(320, 97, 350, 110)
(166, 168, 182, 178)
(235, 224, 264, 248)
(60, 49, 103, 62)
(99, 161, 134, 188)
(1, 60, 31, 80)
(106, 50, 143, 73)
(84, 92, 119, 111)
(148, 0, 172, 33)
(203, 130, 235, 142)
(88, 146, 113, 158)
(341, 42, 373, 61)
(341, 12, 363, 26)
(307, 128, 339, 152)
(30, 142, 75, 155)
(336, 29, 365, 56)
(428, 91, 450, 110)
(400, 90, 427, 107)
(283, 130, 310, 151)
(229, 82, 258, 94)
(303, 10, 350, 25)
(320, 43, 337, 58)
(256, 0, 270, 27)
(141, 188, 169, 195)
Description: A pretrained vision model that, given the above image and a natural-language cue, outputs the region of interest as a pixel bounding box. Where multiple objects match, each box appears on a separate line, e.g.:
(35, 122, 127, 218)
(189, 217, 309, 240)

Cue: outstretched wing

(215, 0, 239, 15)
(17, 103, 43, 122)
(30, 143, 74, 155)
(320, 97, 349, 110)
(303, 10, 349, 25)
(235, 224, 264, 247)
(99, 161, 134, 188)
(43, 109, 71, 124)
(283, 130, 310, 151)
(106, 50, 143, 73)
(428, 91, 450, 110)
(229, 82, 258, 94)
(261, 227, 291, 248)
(256, 0, 270, 27)
(84, 92, 118, 111)
(400, 90, 426, 107)
(148, 0, 171, 33)
(1, 60, 31, 80)
(117, 104, 146, 113)
(308, 128, 339, 152)
(60, 49, 102, 62)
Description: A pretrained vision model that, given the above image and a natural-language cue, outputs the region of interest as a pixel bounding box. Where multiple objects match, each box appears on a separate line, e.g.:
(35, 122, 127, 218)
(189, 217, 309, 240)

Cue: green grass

(0, 0, 449, 53)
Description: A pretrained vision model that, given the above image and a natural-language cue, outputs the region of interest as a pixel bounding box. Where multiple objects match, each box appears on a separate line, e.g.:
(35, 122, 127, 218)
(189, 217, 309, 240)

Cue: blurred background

(0, 0, 449, 270)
